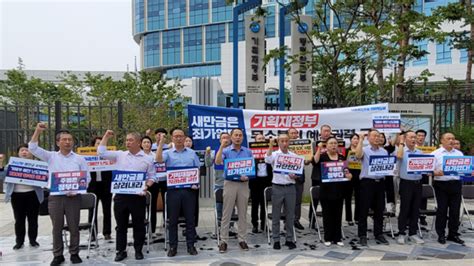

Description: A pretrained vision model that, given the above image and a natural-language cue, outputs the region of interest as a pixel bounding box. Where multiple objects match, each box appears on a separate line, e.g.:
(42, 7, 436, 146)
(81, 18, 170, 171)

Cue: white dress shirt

(431, 147, 464, 181)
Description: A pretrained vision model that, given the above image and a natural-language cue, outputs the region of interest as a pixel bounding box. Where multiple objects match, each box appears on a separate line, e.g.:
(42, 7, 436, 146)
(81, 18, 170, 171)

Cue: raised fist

(104, 130, 114, 137)
(36, 122, 47, 131)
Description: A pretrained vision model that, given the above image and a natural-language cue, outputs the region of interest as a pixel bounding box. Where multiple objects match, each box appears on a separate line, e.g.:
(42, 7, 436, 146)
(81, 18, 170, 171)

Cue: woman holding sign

(1, 144, 43, 250)
(314, 137, 352, 247)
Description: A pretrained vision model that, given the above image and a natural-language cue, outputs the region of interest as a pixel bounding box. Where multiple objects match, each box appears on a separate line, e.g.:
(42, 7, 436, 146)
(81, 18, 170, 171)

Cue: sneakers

(218, 242, 227, 253)
(408, 235, 424, 244)
(70, 254, 82, 264)
(239, 241, 249, 251)
(336, 241, 344, 247)
(386, 203, 395, 214)
(397, 235, 406, 245)
(273, 241, 281, 250)
(285, 241, 296, 250)
(324, 241, 332, 247)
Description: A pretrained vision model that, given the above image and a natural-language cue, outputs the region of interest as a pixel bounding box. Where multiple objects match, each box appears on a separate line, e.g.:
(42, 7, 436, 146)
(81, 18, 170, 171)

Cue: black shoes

(188, 246, 198, 255)
(447, 235, 465, 245)
(114, 251, 127, 262)
(273, 241, 281, 250)
(219, 242, 227, 253)
(420, 216, 428, 226)
(167, 247, 177, 257)
(70, 254, 82, 264)
(13, 243, 24, 250)
(438, 236, 446, 244)
(135, 250, 144, 260)
(252, 227, 259, 233)
(294, 221, 304, 230)
(30, 241, 40, 247)
(359, 236, 368, 246)
(50, 255, 65, 266)
(375, 235, 389, 245)
(285, 241, 297, 250)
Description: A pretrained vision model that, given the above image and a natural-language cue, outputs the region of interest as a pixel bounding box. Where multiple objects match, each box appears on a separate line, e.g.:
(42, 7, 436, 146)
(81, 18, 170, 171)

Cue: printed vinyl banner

(50, 171, 88, 196)
(188, 103, 389, 151)
(372, 113, 401, 133)
(5, 157, 49, 187)
(443, 156, 473, 175)
(111, 171, 146, 194)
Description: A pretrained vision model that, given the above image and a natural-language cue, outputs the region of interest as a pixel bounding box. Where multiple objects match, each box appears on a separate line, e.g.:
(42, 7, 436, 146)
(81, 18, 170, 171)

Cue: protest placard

(273, 153, 305, 175)
(417, 146, 437, 154)
(289, 139, 313, 161)
(82, 156, 116, 172)
(111, 170, 146, 194)
(167, 167, 200, 188)
(321, 161, 349, 183)
(372, 113, 401, 133)
(224, 158, 255, 181)
(249, 141, 277, 163)
(443, 156, 473, 175)
(5, 157, 49, 187)
(406, 154, 435, 174)
(76, 146, 117, 155)
(50, 171, 88, 195)
(368, 155, 397, 176)
(346, 150, 361, 170)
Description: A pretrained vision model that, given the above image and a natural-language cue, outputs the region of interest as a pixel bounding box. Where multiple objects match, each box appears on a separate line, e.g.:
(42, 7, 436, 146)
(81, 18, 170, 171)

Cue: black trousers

(308, 179, 321, 226)
(419, 174, 430, 219)
(114, 194, 146, 252)
(11, 191, 40, 245)
(249, 178, 266, 228)
(433, 180, 462, 237)
(398, 179, 422, 236)
(344, 170, 360, 222)
(358, 179, 385, 238)
(149, 181, 167, 233)
(167, 189, 196, 248)
(384, 176, 395, 204)
(87, 175, 112, 236)
(321, 198, 343, 243)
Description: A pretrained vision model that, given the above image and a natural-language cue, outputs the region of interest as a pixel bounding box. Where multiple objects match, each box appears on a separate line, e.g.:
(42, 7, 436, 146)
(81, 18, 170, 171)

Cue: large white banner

(188, 103, 389, 150)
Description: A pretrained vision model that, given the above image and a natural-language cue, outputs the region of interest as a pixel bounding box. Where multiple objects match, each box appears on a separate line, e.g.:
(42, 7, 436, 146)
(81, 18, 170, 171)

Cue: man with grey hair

(98, 130, 156, 262)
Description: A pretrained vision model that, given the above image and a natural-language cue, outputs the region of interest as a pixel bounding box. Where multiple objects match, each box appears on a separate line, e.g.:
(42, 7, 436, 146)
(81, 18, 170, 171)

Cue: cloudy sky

(0, 0, 139, 71)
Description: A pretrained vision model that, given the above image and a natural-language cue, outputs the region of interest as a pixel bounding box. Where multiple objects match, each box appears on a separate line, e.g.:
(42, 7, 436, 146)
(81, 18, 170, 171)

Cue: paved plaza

(1, 195, 473, 265)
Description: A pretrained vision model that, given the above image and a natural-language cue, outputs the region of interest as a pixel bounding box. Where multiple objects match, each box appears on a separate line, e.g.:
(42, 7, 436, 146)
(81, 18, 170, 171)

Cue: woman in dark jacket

(344, 134, 361, 225)
(314, 137, 352, 247)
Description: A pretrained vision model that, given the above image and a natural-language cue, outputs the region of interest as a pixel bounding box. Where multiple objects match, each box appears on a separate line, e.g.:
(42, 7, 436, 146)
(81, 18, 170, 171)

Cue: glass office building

(133, 0, 468, 81)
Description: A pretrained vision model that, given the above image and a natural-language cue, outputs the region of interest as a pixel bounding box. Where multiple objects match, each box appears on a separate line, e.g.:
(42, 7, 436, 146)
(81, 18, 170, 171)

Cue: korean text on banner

(249, 141, 277, 163)
(273, 153, 305, 175)
(442, 156, 473, 175)
(5, 157, 49, 187)
(406, 154, 435, 174)
(76, 146, 117, 155)
(372, 113, 401, 133)
(288, 139, 313, 161)
(368, 155, 397, 176)
(50, 171, 88, 196)
(321, 161, 349, 183)
(224, 158, 255, 181)
(166, 167, 200, 188)
(111, 170, 146, 194)
(82, 156, 116, 172)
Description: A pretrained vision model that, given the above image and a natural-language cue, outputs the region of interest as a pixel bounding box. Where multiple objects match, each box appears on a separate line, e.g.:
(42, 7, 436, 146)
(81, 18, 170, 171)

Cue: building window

(460, 49, 468, 63)
(168, 0, 186, 28)
(162, 29, 181, 65)
(284, 15, 291, 36)
(436, 38, 452, 64)
(265, 5, 276, 38)
(144, 32, 161, 67)
(228, 20, 245, 42)
(206, 23, 226, 62)
(134, 0, 145, 33)
(190, 0, 209, 25)
(212, 0, 232, 23)
(412, 40, 428, 66)
(148, 0, 165, 31)
(184, 27, 203, 64)
(166, 65, 221, 79)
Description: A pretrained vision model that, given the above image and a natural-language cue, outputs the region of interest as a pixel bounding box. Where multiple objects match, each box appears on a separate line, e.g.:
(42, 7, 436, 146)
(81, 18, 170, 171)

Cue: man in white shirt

(29, 123, 89, 266)
(265, 134, 298, 250)
(431, 132, 470, 245)
(98, 130, 155, 261)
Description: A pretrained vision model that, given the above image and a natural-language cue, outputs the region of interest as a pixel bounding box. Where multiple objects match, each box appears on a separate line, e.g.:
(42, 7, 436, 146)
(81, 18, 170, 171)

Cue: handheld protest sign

(50, 171, 88, 195)
(166, 167, 200, 188)
(321, 161, 349, 183)
(224, 158, 255, 181)
(368, 155, 397, 176)
(346, 151, 361, 170)
(154, 162, 167, 181)
(288, 139, 313, 161)
(417, 146, 436, 154)
(273, 153, 305, 175)
(76, 146, 117, 155)
(442, 156, 473, 176)
(406, 154, 435, 175)
(111, 170, 147, 194)
(249, 141, 277, 163)
(372, 113, 401, 133)
(5, 157, 49, 187)
(82, 156, 116, 172)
